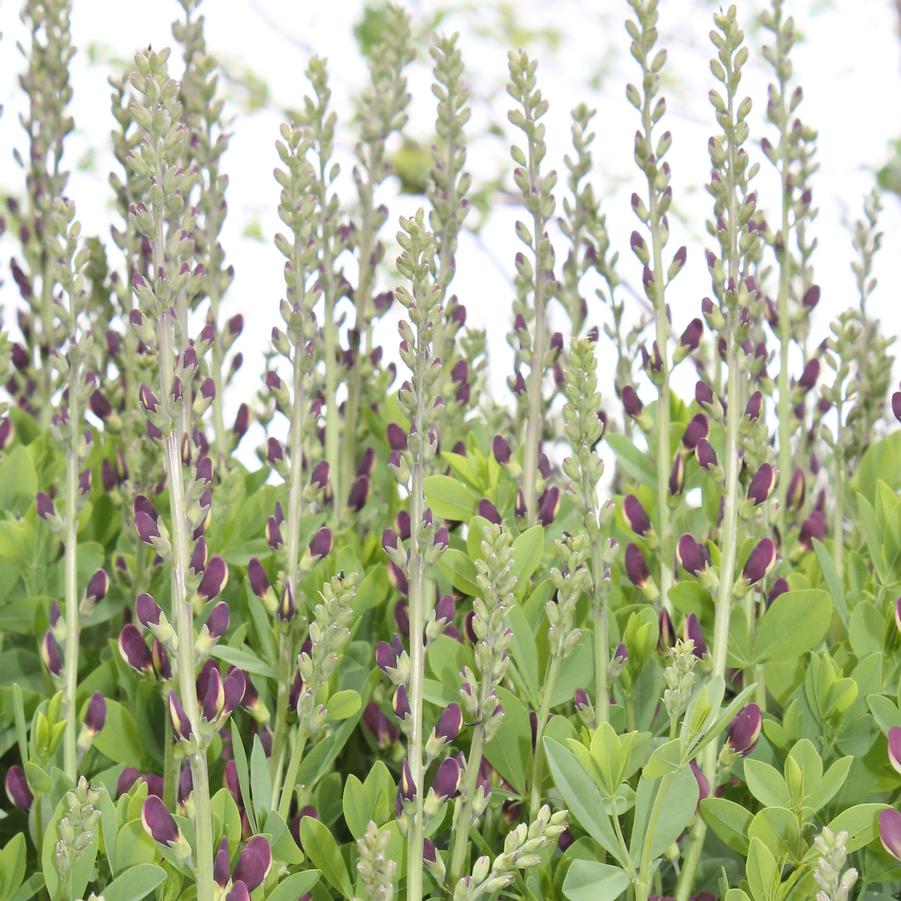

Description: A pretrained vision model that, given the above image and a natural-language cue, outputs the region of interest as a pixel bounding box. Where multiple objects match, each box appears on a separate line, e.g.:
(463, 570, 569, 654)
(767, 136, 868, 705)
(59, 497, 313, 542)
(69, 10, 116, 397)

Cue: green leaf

(230, 722, 256, 832)
(629, 765, 697, 861)
(0, 833, 26, 899)
(326, 689, 361, 720)
(343, 774, 371, 841)
(867, 694, 901, 733)
(91, 699, 145, 768)
(9, 873, 44, 901)
(643, 738, 682, 779)
(856, 493, 887, 580)
(250, 734, 272, 814)
(437, 548, 480, 596)
(562, 861, 631, 901)
(544, 737, 621, 863)
(507, 605, 539, 704)
(606, 434, 656, 484)
(746, 837, 778, 901)
(300, 816, 353, 898)
(512, 524, 544, 590)
(0, 446, 37, 511)
(483, 687, 530, 794)
(210, 644, 276, 679)
(848, 601, 883, 659)
(807, 756, 852, 815)
(825, 803, 890, 853)
(743, 759, 791, 808)
(747, 807, 801, 862)
(264, 871, 322, 901)
(423, 475, 479, 521)
(101, 864, 166, 901)
(812, 538, 847, 628)
(753, 589, 831, 663)
(700, 797, 752, 855)
(114, 820, 156, 870)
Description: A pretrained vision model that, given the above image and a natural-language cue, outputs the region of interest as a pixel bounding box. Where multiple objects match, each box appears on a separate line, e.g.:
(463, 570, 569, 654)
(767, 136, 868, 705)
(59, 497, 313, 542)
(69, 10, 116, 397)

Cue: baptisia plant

(0, 0, 899, 899)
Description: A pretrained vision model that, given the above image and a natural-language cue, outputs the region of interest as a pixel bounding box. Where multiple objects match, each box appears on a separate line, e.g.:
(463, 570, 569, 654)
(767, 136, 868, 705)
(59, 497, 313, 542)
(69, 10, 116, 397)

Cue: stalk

(528, 654, 561, 817)
(448, 725, 485, 884)
(62, 439, 79, 780)
(634, 773, 673, 901)
(277, 726, 308, 819)
(508, 50, 555, 525)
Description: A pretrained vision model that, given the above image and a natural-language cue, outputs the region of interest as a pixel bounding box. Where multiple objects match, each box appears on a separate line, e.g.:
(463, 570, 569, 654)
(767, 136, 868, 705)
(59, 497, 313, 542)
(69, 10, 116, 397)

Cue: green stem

(448, 725, 485, 886)
(277, 726, 307, 820)
(528, 653, 561, 818)
(163, 715, 176, 809)
(62, 443, 79, 782)
(591, 544, 609, 725)
(832, 412, 844, 584)
(775, 130, 793, 519)
(269, 623, 294, 800)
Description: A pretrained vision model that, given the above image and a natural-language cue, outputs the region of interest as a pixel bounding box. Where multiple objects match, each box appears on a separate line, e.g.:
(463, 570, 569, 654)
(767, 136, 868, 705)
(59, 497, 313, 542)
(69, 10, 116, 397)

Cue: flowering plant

(0, 1, 899, 900)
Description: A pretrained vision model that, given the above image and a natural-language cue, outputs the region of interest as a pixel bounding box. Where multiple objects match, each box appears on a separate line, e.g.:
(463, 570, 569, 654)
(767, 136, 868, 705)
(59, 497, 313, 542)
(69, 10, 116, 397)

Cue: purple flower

(36, 491, 55, 520)
(695, 380, 714, 407)
(690, 761, 709, 803)
(214, 838, 231, 887)
(726, 703, 762, 757)
(224, 669, 247, 714)
(879, 808, 901, 861)
(478, 499, 501, 525)
(492, 435, 512, 464)
(4, 765, 33, 811)
(233, 835, 272, 891)
(538, 486, 560, 525)
(669, 453, 685, 496)
(767, 578, 790, 607)
(677, 534, 708, 575)
(136, 593, 162, 628)
(887, 726, 901, 775)
(623, 495, 651, 536)
(680, 318, 703, 351)
(310, 461, 329, 490)
(435, 703, 462, 742)
(798, 357, 820, 392)
(363, 702, 399, 748)
(139, 384, 159, 415)
(375, 639, 400, 673)
(622, 385, 643, 418)
(247, 558, 270, 598)
(432, 756, 462, 800)
(892, 391, 901, 423)
(625, 543, 650, 589)
(168, 691, 193, 741)
(152, 640, 172, 681)
(573, 689, 590, 710)
(799, 511, 826, 550)
(695, 438, 717, 471)
(744, 390, 763, 420)
(347, 475, 370, 512)
(802, 284, 821, 310)
(142, 796, 181, 846)
(741, 538, 776, 585)
(201, 668, 225, 722)
(393, 685, 411, 721)
(786, 468, 805, 511)
(658, 609, 675, 650)
(277, 583, 295, 622)
(682, 414, 709, 450)
(434, 595, 455, 625)
(399, 758, 416, 803)
(85, 568, 109, 604)
(614, 643, 628, 663)
(41, 630, 62, 676)
(309, 527, 332, 559)
(205, 601, 230, 641)
(386, 422, 408, 451)
(198, 556, 229, 601)
(135, 511, 160, 545)
(683, 614, 707, 657)
(747, 463, 777, 506)
(83, 692, 107, 735)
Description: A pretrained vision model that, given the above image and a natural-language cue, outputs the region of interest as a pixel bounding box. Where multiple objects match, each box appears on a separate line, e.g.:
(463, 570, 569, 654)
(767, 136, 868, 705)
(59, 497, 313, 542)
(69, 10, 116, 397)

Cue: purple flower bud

(895, 596, 901, 636)
(625, 543, 650, 588)
(623, 495, 651, 536)
(0, 417, 13, 450)
(198, 556, 228, 601)
(695, 380, 714, 407)
(573, 689, 590, 710)
(84, 692, 107, 734)
(767, 578, 789, 606)
(726, 703, 762, 756)
(247, 559, 270, 599)
(152, 640, 172, 681)
(880, 808, 901, 861)
(695, 438, 718, 471)
(798, 358, 820, 392)
(478, 499, 501, 525)
(538, 486, 560, 526)
(802, 284, 820, 310)
(4, 765, 33, 811)
(233, 835, 272, 891)
(745, 390, 763, 420)
(386, 422, 407, 451)
(682, 414, 709, 450)
(376, 640, 400, 673)
(178, 760, 193, 807)
(677, 534, 708, 575)
(622, 385, 643, 418)
(432, 756, 462, 800)
(266, 516, 283, 550)
(363, 702, 399, 748)
(435, 703, 462, 742)
(168, 691, 193, 741)
(435, 595, 455, 624)
(135, 593, 162, 628)
(892, 391, 901, 423)
(135, 510, 160, 545)
(214, 838, 231, 888)
(309, 527, 332, 559)
(89, 389, 112, 421)
(201, 668, 225, 722)
(86, 569, 109, 603)
(690, 761, 709, 803)
(139, 384, 159, 415)
(347, 475, 370, 512)
(741, 538, 776, 585)
(41, 630, 62, 676)
(142, 796, 181, 846)
(266, 438, 283, 465)
(492, 435, 512, 464)
(786, 468, 805, 511)
(680, 318, 703, 351)
(224, 669, 247, 715)
(799, 511, 826, 550)
(614, 643, 628, 663)
(887, 726, 901, 775)
(658, 609, 675, 650)
(205, 601, 230, 640)
(669, 453, 685, 496)
(310, 461, 329, 490)
(36, 491, 55, 520)
(747, 463, 777, 506)
(278, 583, 295, 622)
(683, 614, 708, 657)
(393, 685, 411, 721)
(233, 404, 250, 439)
(399, 758, 416, 802)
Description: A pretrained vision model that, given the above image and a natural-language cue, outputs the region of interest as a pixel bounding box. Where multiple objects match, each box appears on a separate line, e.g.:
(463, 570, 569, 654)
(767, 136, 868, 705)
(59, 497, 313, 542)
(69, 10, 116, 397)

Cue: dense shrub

(0, 0, 899, 899)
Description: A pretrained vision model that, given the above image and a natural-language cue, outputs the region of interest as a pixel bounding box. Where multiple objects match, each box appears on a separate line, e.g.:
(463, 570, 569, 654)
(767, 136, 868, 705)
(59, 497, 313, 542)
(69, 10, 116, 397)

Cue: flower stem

(448, 724, 485, 886)
(634, 773, 673, 901)
(528, 653, 561, 818)
(62, 444, 79, 782)
(277, 726, 307, 820)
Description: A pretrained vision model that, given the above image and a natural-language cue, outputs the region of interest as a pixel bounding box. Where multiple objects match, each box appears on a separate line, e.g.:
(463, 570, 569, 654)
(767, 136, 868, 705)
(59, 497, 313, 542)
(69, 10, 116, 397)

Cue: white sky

(0, 0, 898, 434)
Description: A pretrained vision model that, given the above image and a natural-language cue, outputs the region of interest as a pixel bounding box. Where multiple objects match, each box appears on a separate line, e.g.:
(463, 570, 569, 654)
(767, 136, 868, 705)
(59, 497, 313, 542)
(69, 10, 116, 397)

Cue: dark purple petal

(741, 539, 775, 585)
(142, 796, 180, 846)
(362, 702, 399, 748)
(435, 703, 462, 742)
(309, 527, 332, 559)
(432, 756, 461, 800)
(86, 569, 109, 603)
(492, 435, 512, 464)
(682, 414, 709, 450)
(233, 835, 272, 890)
(205, 601, 230, 640)
(887, 727, 901, 775)
(84, 692, 107, 734)
(625, 543, 650, 588)
(198, 556, 228, 601)
(623, 495, 651, 536)
(41, 630, 62, 676)
(168, 691, 193, 741)
(136, 593, 162, 628)
(880, 808, 901, 861)
(4, 765, 33, 811)
(747, 463, 777, 506)
(683, 614, 707, 657)
(36, 491, 55, 520)
(478, 499, 501, 525)
(726, 703, 762, 757)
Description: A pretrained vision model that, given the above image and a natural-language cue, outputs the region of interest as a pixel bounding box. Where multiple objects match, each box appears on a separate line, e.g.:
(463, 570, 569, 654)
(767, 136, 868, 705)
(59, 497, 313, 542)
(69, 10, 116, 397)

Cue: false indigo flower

(726, 703, 762, 756)
(4, 765, 33, 811)
(624, 495, 651, 536)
